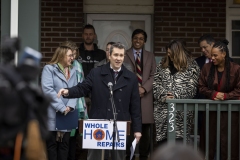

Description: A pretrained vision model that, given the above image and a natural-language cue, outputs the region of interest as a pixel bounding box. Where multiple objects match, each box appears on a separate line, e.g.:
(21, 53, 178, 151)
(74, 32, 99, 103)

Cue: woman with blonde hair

(60, 41, 88, 160)
(41, 42, 78, 160)
(61, 41, 88, 120)
(153, 39, 200, 145)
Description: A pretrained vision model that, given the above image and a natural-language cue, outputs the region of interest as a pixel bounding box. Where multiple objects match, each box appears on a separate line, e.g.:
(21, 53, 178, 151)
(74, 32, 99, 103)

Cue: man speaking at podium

(57, 42, 142, 160)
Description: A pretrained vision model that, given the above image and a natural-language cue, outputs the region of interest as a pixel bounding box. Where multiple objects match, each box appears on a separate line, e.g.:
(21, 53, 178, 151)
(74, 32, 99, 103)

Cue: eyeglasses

(66, 54, 74, 58)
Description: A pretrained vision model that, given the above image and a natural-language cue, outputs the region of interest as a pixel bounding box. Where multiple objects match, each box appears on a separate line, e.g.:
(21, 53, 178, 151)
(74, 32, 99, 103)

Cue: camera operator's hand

(57, 88, 69, 98)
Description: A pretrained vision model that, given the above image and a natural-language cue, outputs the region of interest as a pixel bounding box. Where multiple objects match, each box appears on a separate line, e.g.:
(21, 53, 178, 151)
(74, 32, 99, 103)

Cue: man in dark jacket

(58, 42, 142, 160)
(78, 24, 106, 76)
(196, 34, 233, 70)
(195, 34, 215, 70)
(195, 35, 216, 147)
(195, 34, 216, 100)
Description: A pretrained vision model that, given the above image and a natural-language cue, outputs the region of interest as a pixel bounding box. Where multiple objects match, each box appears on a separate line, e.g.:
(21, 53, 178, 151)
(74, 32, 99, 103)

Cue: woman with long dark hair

(199, 39, 240, 159)
(153, 39, 200, 145)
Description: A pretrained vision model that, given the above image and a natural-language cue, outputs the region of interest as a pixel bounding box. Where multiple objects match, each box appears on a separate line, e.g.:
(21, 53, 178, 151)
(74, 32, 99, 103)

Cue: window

(226, 0, 240, 58)
(232, 20, 240, 57)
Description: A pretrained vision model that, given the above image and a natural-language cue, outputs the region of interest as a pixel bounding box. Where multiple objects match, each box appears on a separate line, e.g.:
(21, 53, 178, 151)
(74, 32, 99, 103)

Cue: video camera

(0, 37, 50, 160)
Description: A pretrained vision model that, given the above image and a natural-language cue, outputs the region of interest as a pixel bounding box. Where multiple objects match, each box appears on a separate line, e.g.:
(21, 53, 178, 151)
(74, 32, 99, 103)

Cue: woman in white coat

(153, 39, 200, 145)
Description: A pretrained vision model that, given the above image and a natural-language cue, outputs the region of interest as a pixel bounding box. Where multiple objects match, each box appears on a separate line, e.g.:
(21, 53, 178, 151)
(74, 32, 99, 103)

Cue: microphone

(108, 82, 113, 95)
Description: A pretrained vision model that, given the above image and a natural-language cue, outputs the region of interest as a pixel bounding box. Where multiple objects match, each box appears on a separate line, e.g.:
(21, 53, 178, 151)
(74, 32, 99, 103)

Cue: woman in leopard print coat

(153, 39, 200, 144)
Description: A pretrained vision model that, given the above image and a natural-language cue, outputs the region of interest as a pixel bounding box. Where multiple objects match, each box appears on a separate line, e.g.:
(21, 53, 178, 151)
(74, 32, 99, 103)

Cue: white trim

(84, 5, 154, 14)
(87, 14, 152, 52)
(226, 0, 240, 58)
(84, 0, 153, 5)
(226, 16, 240, 58)
(83, 0, 154, 14)
(10, 0, 19, 65)
(10, 0, 18, 37)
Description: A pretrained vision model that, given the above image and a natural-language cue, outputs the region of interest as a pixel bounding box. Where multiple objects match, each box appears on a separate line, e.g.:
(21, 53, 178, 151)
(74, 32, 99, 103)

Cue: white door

(87, 14, 152, 52)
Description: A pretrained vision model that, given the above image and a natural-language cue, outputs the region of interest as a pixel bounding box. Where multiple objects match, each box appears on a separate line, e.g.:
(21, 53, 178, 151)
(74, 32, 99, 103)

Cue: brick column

(41, 0, 84, 66)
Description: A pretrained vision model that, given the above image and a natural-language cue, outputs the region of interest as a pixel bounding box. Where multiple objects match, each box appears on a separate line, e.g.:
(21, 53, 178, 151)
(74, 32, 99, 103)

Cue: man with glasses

(196, 34, 215, 70)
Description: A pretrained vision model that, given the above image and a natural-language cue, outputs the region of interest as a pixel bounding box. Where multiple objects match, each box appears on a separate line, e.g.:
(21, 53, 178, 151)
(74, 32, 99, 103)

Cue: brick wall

(41, 0, 84, 66)
(154, 0, 226, 57)
(40, 0, 227, 65)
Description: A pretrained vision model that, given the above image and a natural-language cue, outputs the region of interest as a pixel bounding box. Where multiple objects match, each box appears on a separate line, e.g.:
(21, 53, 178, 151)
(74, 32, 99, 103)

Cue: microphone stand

(109, 90, 120, 160)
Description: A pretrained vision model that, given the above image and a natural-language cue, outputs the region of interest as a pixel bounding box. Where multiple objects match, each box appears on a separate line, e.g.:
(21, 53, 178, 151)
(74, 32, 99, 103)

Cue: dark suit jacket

(66, 63, 142, 132)
(195, 55, 207, 99)
(195, 55, 206, 70)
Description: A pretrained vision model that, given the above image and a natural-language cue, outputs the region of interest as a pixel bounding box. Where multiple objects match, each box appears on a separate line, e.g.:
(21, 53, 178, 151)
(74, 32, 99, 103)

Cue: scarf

(70, 60, 88, 136)
(57, 63, 70, 80)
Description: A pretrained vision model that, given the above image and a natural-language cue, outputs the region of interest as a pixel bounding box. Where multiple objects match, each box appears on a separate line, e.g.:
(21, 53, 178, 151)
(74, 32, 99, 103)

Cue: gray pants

(87, 149, 125, 160)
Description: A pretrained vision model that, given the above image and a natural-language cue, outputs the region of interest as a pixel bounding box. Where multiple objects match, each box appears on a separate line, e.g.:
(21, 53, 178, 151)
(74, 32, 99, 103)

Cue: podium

(79, 119, 131, 160)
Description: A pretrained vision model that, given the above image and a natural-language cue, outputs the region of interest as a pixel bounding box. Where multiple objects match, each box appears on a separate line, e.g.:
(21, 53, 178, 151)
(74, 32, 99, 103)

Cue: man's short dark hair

(109, 42, 126, 55)
(107, 42, 116, 46)
(83, 24, 96, 34)
(131, 29, 147, 42)
(198, 34, 215, 45)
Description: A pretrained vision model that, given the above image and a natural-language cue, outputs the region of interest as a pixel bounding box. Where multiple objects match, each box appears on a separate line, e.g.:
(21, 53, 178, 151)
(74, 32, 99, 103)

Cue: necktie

(114, 71, 118, 83)
(136, 52, 142, 86)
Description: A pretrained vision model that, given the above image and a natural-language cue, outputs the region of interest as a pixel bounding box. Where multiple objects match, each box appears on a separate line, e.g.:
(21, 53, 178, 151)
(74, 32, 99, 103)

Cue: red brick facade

(41, 0, 84, 66)
(154, 0, 226, 57)
(40, 0, 226, 65)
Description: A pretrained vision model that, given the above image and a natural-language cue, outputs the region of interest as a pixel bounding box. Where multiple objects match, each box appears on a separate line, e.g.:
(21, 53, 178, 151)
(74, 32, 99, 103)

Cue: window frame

(226, 0, 240, 58)
(226, 17, 240, 58)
